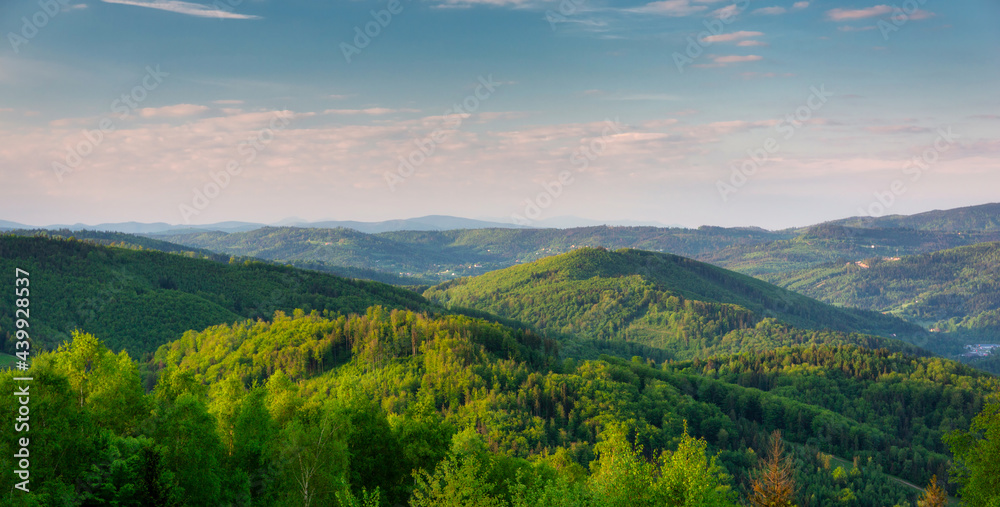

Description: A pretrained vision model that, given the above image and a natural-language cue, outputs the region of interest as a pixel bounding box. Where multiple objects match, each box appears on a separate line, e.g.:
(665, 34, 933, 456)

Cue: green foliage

(0, 235, 432, 358)
(155, 225, 791, 282)
(0, 307, 992, 506)
(424, 248, 920, 358)
(759, 242, 1000, 372)
(946, 388, 1000, 506)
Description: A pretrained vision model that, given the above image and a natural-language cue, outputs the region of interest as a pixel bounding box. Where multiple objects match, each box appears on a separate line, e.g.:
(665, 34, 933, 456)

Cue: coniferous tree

(749, 430, 797, 507)
(916, 475, 948, 507)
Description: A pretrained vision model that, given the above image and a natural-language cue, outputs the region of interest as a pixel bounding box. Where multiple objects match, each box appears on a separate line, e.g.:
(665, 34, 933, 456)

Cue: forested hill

(151, 225, 791, 281)
(423, 248, 924, 359)
(151, 221, 1000, 284)
(700, 224, 1000, 277)
(827, 202, 1000, 232)
(0, 235, 432, 358)
(3, 309, 995, 506)
(763, 242, 1000, 365)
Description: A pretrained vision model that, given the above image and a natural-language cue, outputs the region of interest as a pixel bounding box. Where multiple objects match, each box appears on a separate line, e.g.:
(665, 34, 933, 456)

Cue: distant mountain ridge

(824, 202, 1000, 232)
(6, 201, 1000, 234)
(152, 225, 791, 281)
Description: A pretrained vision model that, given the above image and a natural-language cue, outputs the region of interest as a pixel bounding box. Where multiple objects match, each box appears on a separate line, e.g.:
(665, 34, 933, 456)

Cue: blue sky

(1, 0, 998, 228)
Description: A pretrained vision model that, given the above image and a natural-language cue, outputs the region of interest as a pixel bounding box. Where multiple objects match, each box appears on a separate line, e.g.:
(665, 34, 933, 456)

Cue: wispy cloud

(864, 125, 932, 134)
(702, 30, 763, 43)
(628, 0, 717, 17)
(139, 104, 210, 118)
(838, 25, 877, 32)
(323, 108, 421, 115)
(753, 6, 786, 15)
(902, 9, 935, 20)
(101, 0, 261, 19)
(826, 5, 892, 21)
(712, 55, 763, 64)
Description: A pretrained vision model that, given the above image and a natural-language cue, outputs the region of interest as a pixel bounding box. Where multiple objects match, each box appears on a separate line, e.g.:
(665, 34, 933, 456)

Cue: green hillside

(0, 235, 432, 358)
(423, 248, 923, 360)
(3, 309, 995, 506)
(152, 220, 1000, 286)
(763, 242, 1000, 365)
(702, 224, 1000, 277)
(828, 203, 1000, 232)
(152, 225, 790, 282)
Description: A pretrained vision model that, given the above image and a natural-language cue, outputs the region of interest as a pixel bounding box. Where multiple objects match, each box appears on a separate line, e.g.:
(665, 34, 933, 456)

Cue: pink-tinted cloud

(628, 0, 709, 16)
(138, 104, 210, 118)
(713, 55, 763, 64)
(323, 108, 421, 115)
(702, 30, 764, 43)
(826, 5, 892, 21)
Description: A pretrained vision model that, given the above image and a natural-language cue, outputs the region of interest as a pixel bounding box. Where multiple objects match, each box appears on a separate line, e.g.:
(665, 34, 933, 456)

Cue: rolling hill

(702, 223, 1000, 277)
(5, 304, 992, 505)
(763, 242, 1000, 365)
(827, 202, 1000, 232)
(0, 234, 433, 358)
(151, 225, 791, 282)
(149, 204, 1000, 285)
(422, 248, 924, 360)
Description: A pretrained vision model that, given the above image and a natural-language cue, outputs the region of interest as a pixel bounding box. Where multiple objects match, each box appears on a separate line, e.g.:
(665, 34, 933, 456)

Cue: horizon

(3, 199, 999, 232)
(2, 0, 998, 229)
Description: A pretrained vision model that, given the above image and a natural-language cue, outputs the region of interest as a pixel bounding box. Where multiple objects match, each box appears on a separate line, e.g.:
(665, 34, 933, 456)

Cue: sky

(1, 0, 998, 229)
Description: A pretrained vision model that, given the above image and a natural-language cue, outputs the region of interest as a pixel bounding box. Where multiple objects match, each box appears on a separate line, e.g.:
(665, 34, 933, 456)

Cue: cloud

(838, 25, 877, 32)
(608, 93, 683, 101)
(709, 4, 741, 19)
(712, 55, 763, 64)
(628, 0, 710, 17)
(701, 30, 764, 43)
(100, 0, 261, 19)
(323, 108, 421, 115)
(864, 125, 932, 134)
(213, 99, 244, 105)
(826, 5, 892, 21)
(138, 104, 210, 118)
(900, 9, 935, 20)
(737, 40, 768, 47)
(753, 6, 786, 15)
(793, 1, 809, 9)
(431, 0, 534, 8)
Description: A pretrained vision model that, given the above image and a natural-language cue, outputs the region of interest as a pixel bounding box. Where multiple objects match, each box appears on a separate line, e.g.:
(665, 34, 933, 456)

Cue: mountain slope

(423, 248, 923, 359)
(702, 224, 1000, 277)
(827, 202, 1000, 232)
(8, 308, 982, 505)
(152, 225, 790, 282)
(763, 242, 1000, 367)
(0, 235, 432, 357)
